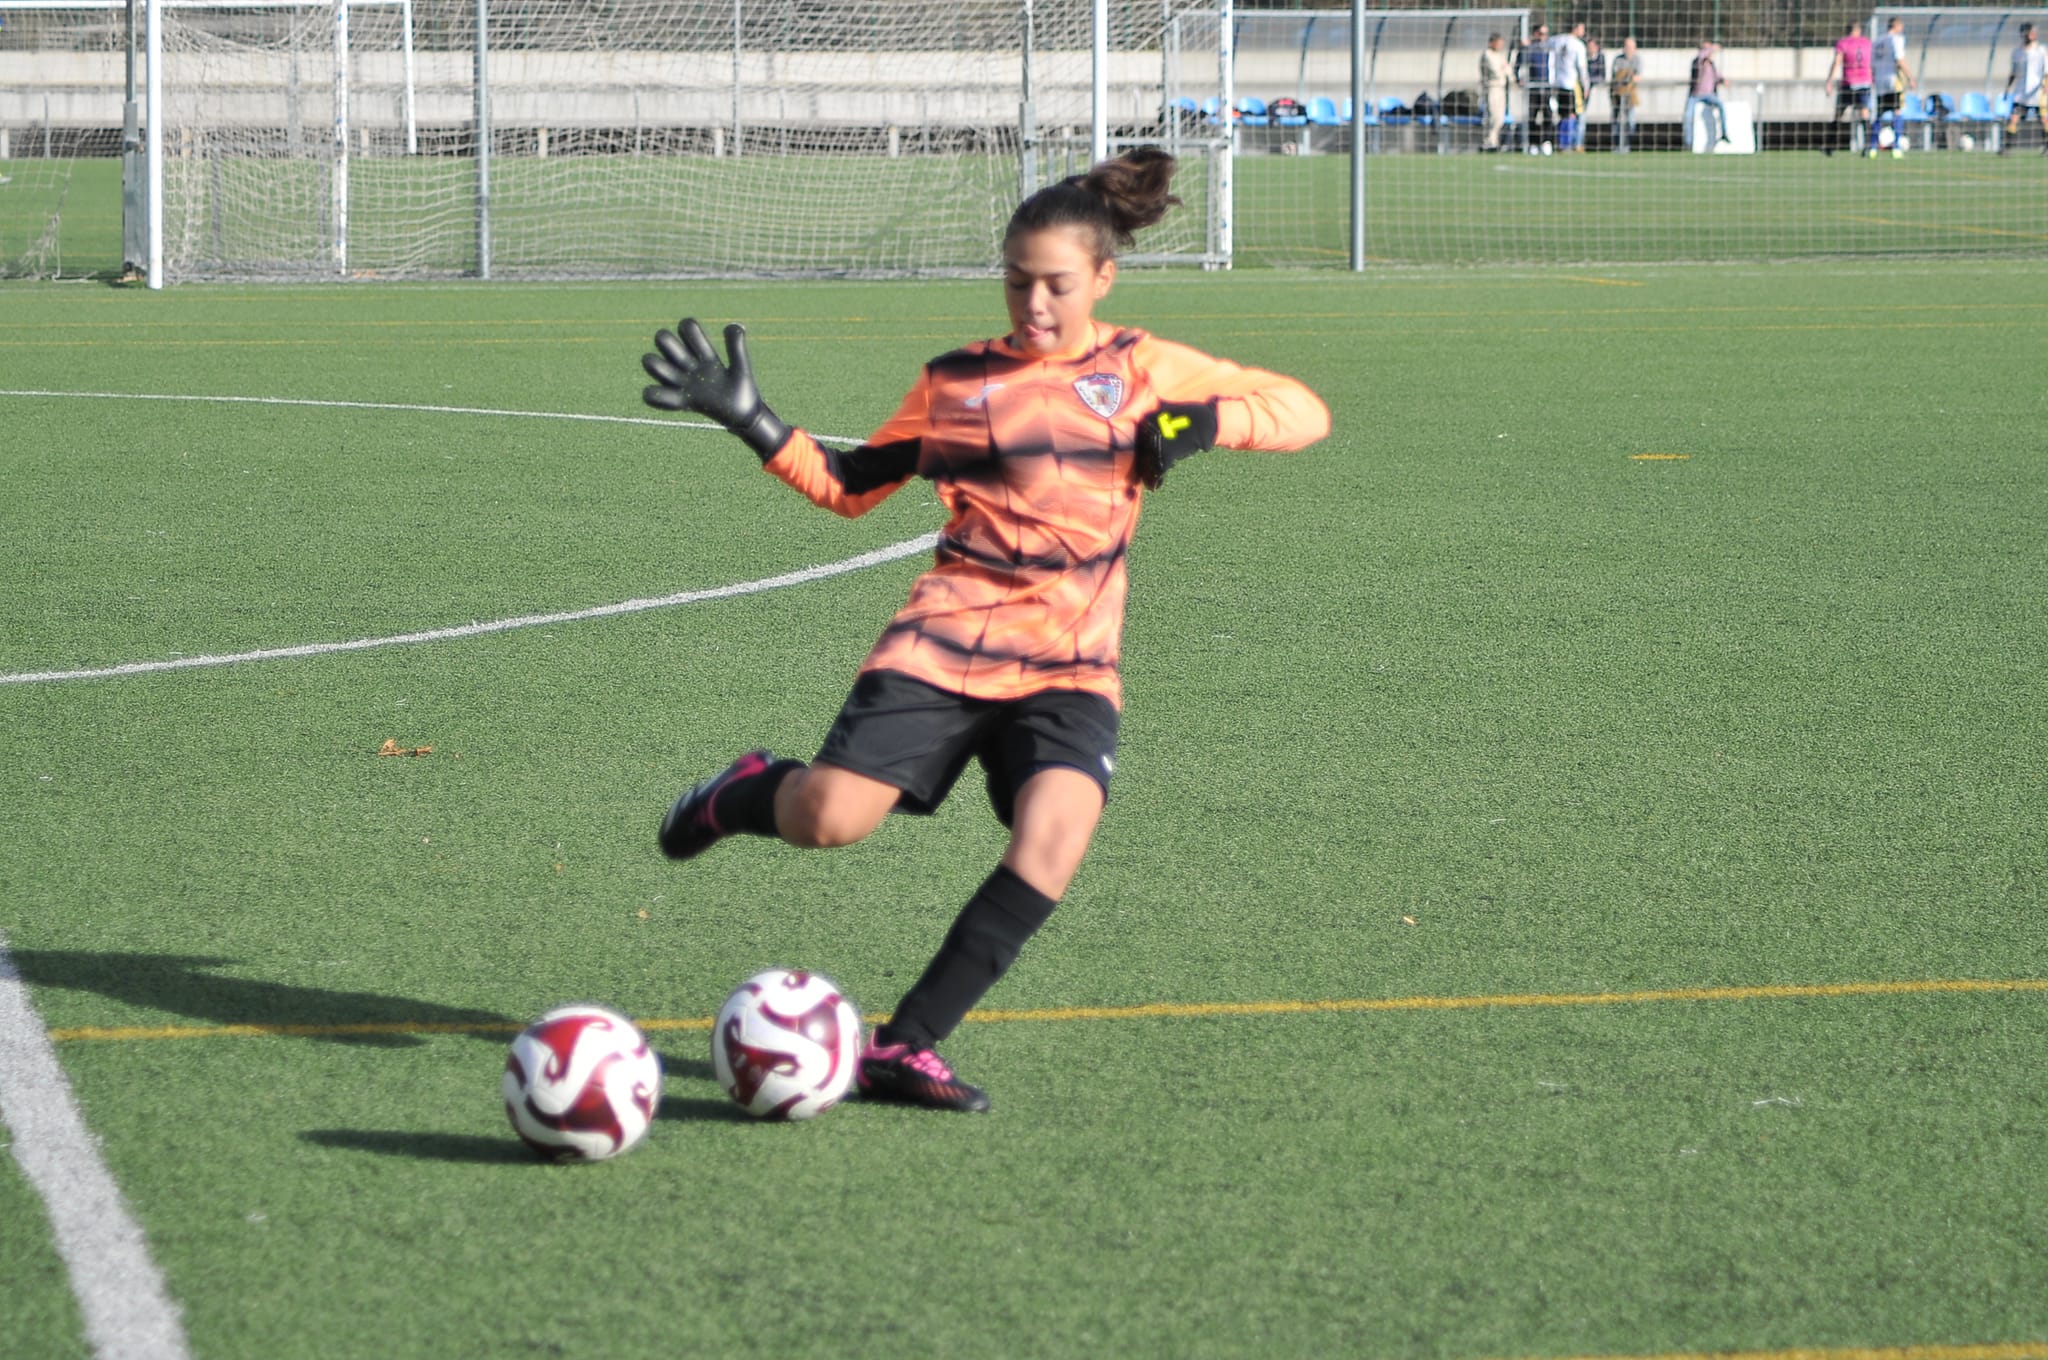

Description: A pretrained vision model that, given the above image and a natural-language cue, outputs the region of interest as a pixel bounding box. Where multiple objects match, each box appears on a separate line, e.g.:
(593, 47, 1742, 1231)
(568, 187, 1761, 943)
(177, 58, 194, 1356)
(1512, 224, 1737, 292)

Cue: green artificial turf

(2, 263, 2045, 1359)
(11, 148, 2046, 279)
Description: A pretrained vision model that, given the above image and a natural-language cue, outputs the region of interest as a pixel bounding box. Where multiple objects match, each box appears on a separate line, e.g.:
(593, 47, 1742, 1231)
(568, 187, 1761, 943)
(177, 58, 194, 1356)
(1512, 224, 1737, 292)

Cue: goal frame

(116, 0, 1228, 286)
(135, 0, 417, 287)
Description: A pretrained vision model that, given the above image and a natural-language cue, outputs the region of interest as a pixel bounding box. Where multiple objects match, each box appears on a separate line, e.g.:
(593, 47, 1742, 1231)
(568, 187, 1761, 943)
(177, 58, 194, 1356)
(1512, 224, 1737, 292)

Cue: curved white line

(0, 388, 726, 435)
(1, 387, 914, 686)
(2, 535, 939, 687)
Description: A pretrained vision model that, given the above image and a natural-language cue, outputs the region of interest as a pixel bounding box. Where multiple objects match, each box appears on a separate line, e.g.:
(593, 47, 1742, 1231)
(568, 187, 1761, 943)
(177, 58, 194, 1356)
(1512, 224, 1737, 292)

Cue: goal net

(0, 4, 129, 278)
(147, 0, 1227, 281)
(16, 2, 2043, 278)
(153, 0, 420, 278)
(1229, 8, 1528, 265)
(1225, 5, 2048, 267)
(1873, 7, 2048, 153)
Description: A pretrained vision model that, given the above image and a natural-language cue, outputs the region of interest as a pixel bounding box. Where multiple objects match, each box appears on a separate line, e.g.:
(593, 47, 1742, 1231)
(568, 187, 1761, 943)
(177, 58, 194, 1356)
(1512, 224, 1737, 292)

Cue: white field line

(0, 387, 725, 434)
(0, 930, 191, 1360)
(0, 388, 929, 687)
(1, 535, 939, 686)
(1487, 163, 1762, 183)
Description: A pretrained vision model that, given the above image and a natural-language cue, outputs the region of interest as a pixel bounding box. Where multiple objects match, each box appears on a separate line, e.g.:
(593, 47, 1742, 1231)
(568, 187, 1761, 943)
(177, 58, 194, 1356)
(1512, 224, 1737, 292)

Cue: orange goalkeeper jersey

(762, 321, 1330, 709)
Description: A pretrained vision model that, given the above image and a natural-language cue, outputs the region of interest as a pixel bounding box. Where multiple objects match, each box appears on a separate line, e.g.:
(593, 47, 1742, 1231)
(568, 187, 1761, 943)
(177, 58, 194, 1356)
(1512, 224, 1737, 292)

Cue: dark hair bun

(1007, 145, 1181, 261)
(1077, 146, 1182, 248)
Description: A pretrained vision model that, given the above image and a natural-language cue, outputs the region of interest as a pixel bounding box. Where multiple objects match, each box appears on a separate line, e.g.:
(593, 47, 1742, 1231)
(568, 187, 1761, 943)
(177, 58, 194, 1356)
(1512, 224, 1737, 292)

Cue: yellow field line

(1515, 1341, 2048, 1360)
(1897, 167, 2037, 184)
(1555, 274, 1647, 287)
(46, 1019, 531, 1043)
(1841, 212, 2048, 244)
(43, 976, 2047, 1045)
(964, 977, 2048, 1026)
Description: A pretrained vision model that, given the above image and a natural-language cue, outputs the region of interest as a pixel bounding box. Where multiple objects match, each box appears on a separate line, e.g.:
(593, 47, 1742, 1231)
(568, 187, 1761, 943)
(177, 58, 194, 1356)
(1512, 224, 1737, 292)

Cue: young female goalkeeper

(640, 146, 1329, 1113)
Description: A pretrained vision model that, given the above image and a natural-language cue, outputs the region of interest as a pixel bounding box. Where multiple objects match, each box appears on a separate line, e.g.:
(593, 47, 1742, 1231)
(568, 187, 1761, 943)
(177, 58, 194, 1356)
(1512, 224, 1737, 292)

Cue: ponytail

(1004, 145, 1181, 262)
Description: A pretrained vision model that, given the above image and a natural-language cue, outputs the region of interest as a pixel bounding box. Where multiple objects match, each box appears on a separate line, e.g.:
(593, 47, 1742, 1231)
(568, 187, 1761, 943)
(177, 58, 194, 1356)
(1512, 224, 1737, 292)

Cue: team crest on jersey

(1072, 373, 1125, 419)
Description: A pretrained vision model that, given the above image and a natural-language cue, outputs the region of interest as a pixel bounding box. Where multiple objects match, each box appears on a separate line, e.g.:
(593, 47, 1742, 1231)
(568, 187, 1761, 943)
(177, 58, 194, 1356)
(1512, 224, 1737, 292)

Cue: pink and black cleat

(856, 1036, 991, 1113)
(657, 750, 775, 860)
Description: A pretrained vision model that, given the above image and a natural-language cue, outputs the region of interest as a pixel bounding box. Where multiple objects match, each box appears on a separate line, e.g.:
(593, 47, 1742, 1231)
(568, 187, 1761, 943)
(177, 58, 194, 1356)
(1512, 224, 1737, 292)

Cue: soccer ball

(502, 1005, 662, 1161)
(1960, 133, 1976, 151)
(1540, 139, 1554, 156)
(712, 970, 862, 1120)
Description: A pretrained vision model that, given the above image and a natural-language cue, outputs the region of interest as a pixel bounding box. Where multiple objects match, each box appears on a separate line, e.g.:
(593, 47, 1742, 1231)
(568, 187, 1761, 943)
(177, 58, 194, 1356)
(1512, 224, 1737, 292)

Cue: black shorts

(1876, 89, 1903, 115)
(1836, 85, 1873, 116)
(815, 670, 1119, 827)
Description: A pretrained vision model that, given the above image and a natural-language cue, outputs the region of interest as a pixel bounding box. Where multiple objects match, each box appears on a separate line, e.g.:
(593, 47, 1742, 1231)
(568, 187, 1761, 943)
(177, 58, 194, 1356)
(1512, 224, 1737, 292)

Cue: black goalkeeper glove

(642, 319, 792, 462)
(1132, 399, 1220, 490)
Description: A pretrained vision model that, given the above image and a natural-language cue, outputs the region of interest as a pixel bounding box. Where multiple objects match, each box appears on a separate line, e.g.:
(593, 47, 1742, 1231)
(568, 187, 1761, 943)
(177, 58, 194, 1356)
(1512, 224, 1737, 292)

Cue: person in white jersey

(2004, 23, 2047, 153)
(1871, 16, 1916, 150)
(1551, 21, 1590, 150)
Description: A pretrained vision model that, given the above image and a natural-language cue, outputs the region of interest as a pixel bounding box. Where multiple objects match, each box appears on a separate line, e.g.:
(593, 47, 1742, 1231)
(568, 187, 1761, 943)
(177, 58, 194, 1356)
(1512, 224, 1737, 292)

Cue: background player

(1824, 20, 1875, 156)
(1871, 15, 1916, 152)
(639, 148, 1330, 1113)
(1552, 21, 1590, 152)
(2004, 23, 2046, 153)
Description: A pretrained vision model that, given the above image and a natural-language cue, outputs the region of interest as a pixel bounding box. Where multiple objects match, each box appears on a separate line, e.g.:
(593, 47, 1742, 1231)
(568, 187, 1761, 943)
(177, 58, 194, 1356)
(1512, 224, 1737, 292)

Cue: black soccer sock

(719, 757, 805, 838)
(878, 865, 1058, 1051)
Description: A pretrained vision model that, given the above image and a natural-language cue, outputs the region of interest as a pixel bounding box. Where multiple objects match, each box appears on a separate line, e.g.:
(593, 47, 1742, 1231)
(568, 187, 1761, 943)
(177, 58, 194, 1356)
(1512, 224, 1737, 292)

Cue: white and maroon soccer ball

(712, 970, 861, 1121)
(502, 1005, 662, 1161)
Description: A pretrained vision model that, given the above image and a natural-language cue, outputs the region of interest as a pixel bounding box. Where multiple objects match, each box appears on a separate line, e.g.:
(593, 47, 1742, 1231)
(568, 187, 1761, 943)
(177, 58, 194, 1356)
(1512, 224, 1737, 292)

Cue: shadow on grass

(299, 1091, 752, 1165)
(657, 1093, 755, 1123)
(12, 949, 515, 1047)
(299, 1129, 540, 1164)
(657, 1052, 716, 1083)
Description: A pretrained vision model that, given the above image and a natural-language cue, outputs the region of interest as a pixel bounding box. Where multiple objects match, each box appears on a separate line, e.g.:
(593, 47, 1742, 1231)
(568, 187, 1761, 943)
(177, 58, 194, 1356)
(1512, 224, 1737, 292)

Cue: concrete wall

(0, 44, 2008, 133)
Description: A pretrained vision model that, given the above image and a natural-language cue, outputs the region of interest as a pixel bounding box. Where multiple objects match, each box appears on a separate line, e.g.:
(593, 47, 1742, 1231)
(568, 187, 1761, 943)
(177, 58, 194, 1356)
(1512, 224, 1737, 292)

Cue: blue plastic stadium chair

(1994, 92, 2015, 119)
(1307, 96, 1341, 126)
(1236, 96, 1270, 127)
(1272, 99, 1309, 128)
(1344, 98, 1384, 150)
(1200, 95, 1222, 125)
(1378, 95, 1412, 125)
(1899, 92, 1931, 149)
(1959, 90, 2001, 149)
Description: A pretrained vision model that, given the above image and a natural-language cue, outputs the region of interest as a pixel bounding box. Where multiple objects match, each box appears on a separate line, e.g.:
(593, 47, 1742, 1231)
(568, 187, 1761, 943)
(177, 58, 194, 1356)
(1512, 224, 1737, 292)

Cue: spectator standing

(1480, 32, 1515, 152)
(1609, 36, 1642, 153)
(1871, 16, 1916, 150)
(1685, 39, 1732, 149)
(1586, 38, 1608, 132)
(1825, 20, 1875, 156)
(1518, 23, 1556, 151)
(1553, 22, 1591, 151)
(2004, 23, 2046, 153)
